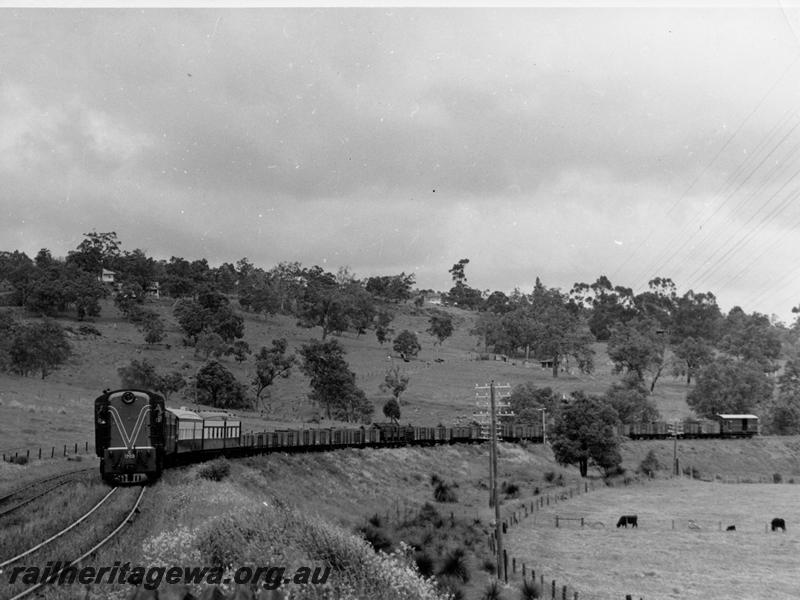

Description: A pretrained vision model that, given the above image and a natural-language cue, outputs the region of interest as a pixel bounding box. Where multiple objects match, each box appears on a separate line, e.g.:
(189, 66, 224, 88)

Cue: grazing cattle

(771, 518, 786, 532)
(616, 515, 638, 528)
(726, 525, 736, 531)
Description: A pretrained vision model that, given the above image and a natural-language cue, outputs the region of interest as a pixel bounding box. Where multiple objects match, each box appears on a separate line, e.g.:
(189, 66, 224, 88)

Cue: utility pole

(474, 381, 513, 581)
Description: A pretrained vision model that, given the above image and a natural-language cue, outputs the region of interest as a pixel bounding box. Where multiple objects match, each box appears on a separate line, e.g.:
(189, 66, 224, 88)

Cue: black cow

(726, 525, 736, 531)
(771, 518, 786, 532)
(616, 515, 638, 528)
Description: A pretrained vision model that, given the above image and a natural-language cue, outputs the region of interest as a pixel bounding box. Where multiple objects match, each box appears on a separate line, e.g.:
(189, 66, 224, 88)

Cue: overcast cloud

(3, 6, 800, 319)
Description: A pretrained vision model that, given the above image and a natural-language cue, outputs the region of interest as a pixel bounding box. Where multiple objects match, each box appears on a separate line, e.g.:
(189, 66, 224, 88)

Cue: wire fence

(1, 441, 93, 464)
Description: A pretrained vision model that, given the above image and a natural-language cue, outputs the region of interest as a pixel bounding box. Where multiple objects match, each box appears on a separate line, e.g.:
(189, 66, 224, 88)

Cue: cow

(726, 525, 736, 531)
(771, 518, 786, 532)
(616, 515, 638, 528)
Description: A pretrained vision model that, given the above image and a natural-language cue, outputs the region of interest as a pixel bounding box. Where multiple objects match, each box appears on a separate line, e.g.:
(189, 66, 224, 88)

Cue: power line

(610, 54, 800, 287)
(682, 151, 800, 290)
(631, 112, 800, 292)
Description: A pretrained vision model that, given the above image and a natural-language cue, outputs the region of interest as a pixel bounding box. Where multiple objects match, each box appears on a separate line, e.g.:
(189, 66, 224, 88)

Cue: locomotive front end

(94, 389, 165, 483)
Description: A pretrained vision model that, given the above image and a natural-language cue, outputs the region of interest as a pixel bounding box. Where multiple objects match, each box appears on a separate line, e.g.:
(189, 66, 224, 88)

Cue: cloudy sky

(4, 5, 800, 320)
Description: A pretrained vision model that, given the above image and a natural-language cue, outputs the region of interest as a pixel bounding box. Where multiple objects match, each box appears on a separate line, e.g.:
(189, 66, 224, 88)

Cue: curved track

(0, 468, 95, 518)
(1, 486, 146, 600)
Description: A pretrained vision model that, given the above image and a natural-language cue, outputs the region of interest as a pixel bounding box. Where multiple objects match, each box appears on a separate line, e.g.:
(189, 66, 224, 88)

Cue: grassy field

(505, 478, 800, 600)
(0, 297, 695, 456)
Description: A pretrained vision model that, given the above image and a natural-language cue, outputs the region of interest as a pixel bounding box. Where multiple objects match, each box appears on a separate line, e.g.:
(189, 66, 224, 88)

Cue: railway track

(0, 467, 95, 519)
(0, 486, 146, 600)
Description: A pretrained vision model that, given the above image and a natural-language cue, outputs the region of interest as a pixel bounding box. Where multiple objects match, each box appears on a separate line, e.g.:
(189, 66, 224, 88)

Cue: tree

(118, 359, 160, 389)
(718, 307, 780, 372)
(365, 273, 415, 303)
(549, 391, 622, 477)
(66, 230, 121, 274)
(117, 359, 185, 399)
(380, 365, 410, 405)
(604, 376, 660, 425)
(427, 310, 454, 353)
(767, 354, 800, 434)
(607, 318, 667, 391)
(299, 339, 372, 422)
(392, 330, 421, 359)
(196, 361, 249, 409)
(156, 371, 186, 401)
(0, 311, 20, 372)
(446, 258, 483, 310)
(228, 340, 251, 364)
(374, 310, 394, 345)
(139, 311, 166, 345)
(296, 266, 349, 339)
(383, 398, 401, 423)
(671, 336, 713, 385)
(252, 338, 295, 413)
(687, 357, 773, 418)
(507, 279, 595, 377)
(507, 383, 557, 427)
(9, 320, 71, 378)
(569, 276, 636, 341)
(195, 330, 227, 360)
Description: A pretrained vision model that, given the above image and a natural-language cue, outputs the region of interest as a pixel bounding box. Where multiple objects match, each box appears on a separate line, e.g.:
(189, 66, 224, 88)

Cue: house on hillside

(425, 294, 444, 306)
(99, 269, 116, 284)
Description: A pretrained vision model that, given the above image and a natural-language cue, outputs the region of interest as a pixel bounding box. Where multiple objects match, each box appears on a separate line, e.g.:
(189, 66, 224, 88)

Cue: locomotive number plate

(125, 451, 135, 459)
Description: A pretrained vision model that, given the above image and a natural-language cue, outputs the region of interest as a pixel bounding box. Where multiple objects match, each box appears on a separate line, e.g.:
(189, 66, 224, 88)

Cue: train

(94, 389, 759, 483)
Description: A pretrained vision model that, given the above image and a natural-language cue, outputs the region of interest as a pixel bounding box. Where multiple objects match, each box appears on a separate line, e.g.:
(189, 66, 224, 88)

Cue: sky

(4, 5, 800, 321)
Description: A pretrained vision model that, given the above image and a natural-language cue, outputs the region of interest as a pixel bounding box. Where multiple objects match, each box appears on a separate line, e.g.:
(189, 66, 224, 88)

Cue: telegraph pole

(474, 381, 513, 581)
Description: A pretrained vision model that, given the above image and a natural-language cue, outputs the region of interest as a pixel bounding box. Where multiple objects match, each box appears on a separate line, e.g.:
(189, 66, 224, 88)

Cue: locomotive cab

(94, 389, 166, 484)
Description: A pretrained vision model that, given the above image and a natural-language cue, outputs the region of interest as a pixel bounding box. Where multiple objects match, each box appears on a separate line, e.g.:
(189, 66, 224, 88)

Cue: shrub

(78, 324, 101, 336)
(773, 472, 783, 484)
(359, 523, 394, 553)
(482, 558, 496, 574)
(434, 480, 458, 503)
(414, 551, 435, 578)
(482, 580, 504, 600)
(519, 578, 542, 599)
(501, 481, 520, 497)
(543, 471, 556, 483)
(438, 547, 470, 583)
(638, 449, 660, 476)
(9, 454, 28, 465)
(198, 459, 231, 481)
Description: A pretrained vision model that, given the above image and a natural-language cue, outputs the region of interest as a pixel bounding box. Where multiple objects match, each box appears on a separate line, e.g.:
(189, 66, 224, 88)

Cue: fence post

(562, 585, 567, 600)
(555, 515, 559, 528)
(26, 449, 30, 461)
(85, 441, 88, 452)
(503, 550, 508, 583)
(63, 444, 66, 456)
(512, 557, 516, 573)
(551, 580, 556, 599)
(51, 447, 55, 458)
(38, 447, 42, 460)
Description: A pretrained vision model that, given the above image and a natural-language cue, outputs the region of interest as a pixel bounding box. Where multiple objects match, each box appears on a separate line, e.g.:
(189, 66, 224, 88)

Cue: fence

(493, 477, 652, 600)
(1, 441, 93, 463)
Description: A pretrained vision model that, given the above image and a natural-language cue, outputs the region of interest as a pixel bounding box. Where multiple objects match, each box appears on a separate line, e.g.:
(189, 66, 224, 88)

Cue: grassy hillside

(0, 297, 698, 455)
